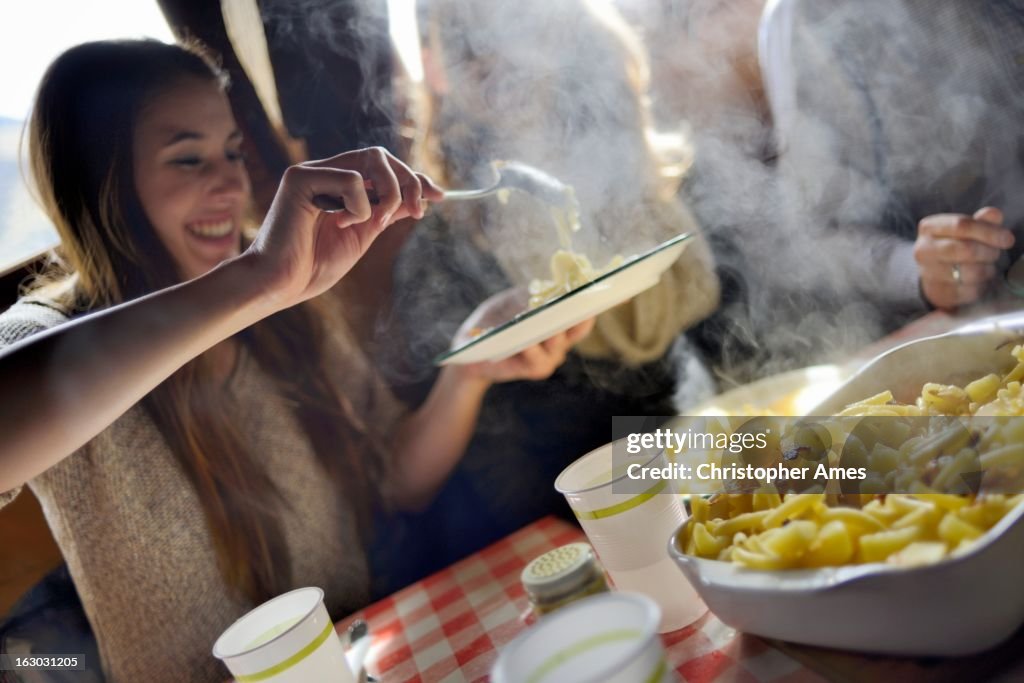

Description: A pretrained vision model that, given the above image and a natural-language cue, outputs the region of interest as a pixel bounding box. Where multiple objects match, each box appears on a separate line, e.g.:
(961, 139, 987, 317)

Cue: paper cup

(492, 592, 673, 683)
(213, 587, 354, 683)
(556, 440, 707, 632)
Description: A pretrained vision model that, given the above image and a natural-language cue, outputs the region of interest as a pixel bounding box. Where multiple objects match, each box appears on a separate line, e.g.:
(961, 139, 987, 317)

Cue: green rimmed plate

(435, 233, 693, 366)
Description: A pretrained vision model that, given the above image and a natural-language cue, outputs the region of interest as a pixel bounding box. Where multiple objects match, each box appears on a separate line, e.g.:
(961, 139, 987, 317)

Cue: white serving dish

(667, 313, 1024, 656)
(667, 473, 1024, 655)
(436, 233, 692, 365)
(667, 501, 1024, 656)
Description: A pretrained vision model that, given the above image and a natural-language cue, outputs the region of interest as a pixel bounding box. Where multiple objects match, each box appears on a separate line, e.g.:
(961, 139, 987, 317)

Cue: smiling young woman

(0, 39, 591, 682)
(132, 76, 251, 281)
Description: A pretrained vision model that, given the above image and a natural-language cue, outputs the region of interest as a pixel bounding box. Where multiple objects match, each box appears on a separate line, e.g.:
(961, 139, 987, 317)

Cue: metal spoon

(344, 619, 376, 683)
(311, 160, 576, 214)
(443, 160, 575, 206)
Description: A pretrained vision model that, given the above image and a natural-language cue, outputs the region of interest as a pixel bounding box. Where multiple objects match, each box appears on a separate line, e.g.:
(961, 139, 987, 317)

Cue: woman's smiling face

(132, 76, 251, 281)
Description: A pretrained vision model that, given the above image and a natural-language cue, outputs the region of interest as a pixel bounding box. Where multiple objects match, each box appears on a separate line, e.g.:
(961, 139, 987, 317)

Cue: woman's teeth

(187, 219, 234, 238)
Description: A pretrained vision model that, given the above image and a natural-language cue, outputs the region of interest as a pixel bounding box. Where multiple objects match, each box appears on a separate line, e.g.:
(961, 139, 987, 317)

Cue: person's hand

(914, 207, 1014, 311)
(246, 147, 443, 309)
(455, 318, 596, 385)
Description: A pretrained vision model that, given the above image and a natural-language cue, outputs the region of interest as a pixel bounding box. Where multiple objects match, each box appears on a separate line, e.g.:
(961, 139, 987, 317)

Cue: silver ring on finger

(951, 263, 962, 285)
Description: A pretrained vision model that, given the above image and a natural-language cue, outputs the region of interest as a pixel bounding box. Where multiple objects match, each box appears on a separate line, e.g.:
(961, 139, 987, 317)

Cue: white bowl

(436, 234, 692, 365)
(667, 501, 1024, 656)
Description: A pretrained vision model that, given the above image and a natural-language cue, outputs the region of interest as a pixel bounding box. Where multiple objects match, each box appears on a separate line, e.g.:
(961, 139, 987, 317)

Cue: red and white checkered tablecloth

(336, 516, 826, 683)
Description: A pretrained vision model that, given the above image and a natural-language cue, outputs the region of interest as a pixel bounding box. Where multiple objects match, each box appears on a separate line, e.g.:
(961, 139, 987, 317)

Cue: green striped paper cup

(556, 439, 707, 632)
(213, 587, 354, 682)
(491, 592, 672, 683)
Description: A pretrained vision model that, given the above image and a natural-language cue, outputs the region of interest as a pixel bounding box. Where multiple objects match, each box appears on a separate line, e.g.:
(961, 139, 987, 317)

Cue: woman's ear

(422, 46, 449, 95)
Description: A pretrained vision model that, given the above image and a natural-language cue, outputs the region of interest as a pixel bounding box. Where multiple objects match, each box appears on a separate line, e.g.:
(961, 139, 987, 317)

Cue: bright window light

(387, 0, 424, 82)
(0, 1, 173, 273)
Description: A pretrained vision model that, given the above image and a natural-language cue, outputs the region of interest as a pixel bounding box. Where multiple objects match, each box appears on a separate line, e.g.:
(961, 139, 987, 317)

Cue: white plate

(668, 501, 1024, 656)
(436, 233, 693, 365)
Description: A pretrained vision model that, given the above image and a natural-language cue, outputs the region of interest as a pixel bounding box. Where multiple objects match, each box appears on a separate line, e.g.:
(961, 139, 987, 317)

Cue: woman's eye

(170, 156, 202, 168)
(226, 149, 246, 163)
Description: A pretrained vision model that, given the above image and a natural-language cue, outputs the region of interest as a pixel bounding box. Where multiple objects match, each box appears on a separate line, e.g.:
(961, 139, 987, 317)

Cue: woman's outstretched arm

(0, 148, 441, 492)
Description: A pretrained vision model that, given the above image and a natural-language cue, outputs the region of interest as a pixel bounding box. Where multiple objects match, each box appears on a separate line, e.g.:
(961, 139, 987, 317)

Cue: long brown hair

(26, 39, 379, 604)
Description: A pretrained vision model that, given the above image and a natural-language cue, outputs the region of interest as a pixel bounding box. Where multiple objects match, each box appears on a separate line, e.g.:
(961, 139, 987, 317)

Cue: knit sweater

(0, 299, 405, 683)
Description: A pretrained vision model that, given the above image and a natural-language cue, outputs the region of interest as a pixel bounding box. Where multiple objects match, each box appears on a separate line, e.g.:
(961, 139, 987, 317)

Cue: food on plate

(527, 250, 624, 309)
(526, 187, 625, 309)
(678, 346, 1024, 570)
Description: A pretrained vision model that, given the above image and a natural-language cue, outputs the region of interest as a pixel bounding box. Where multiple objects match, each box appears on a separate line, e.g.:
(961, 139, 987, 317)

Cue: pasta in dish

(678, 346, 1024, 570)
(682, 491, 1023, 569)
(836, 346, 1024, 418)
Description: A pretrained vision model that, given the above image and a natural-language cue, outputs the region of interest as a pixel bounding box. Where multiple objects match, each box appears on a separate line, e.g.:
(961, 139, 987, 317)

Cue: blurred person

(0, 39, 588, 682)
(613, 0, 796, 386)
(615, 0, 771, 151)
(370, 0, 721, 590)
(763, 0, 1024, 321)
